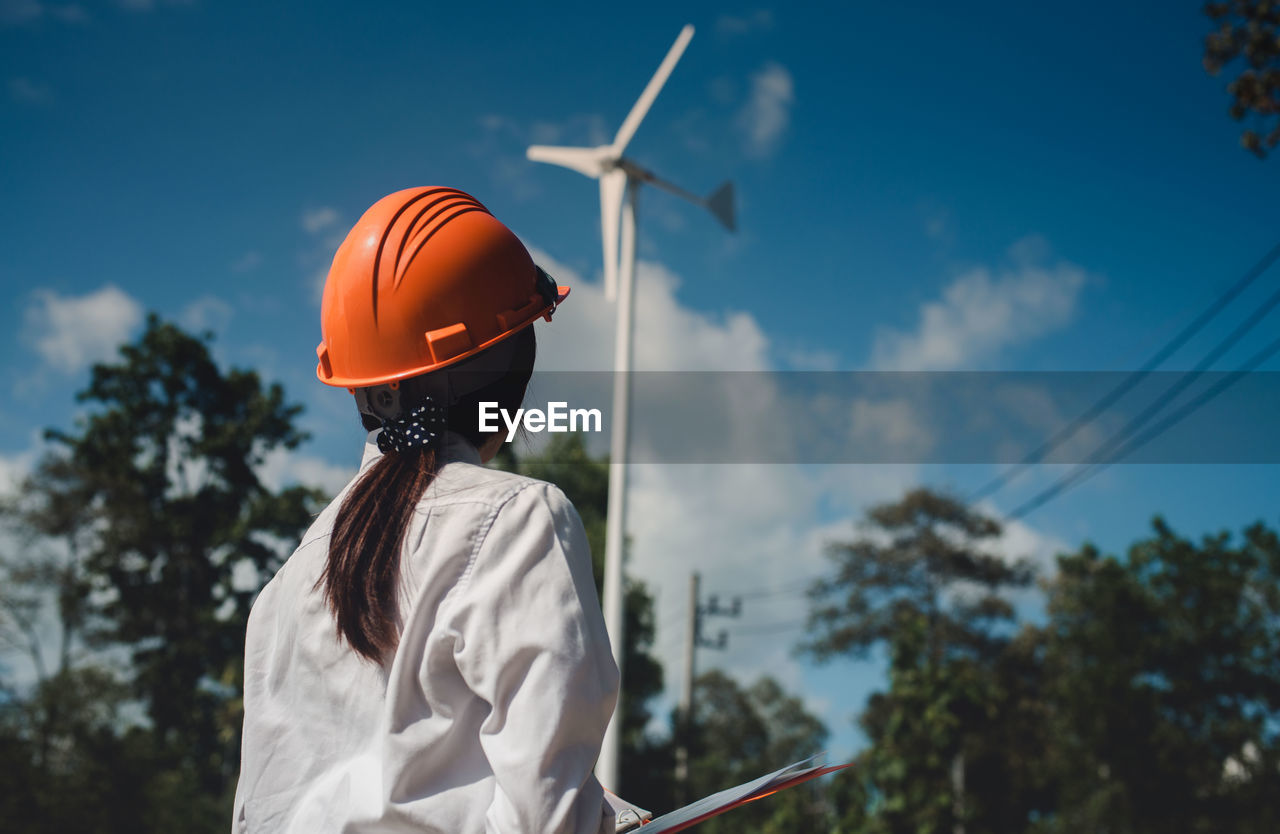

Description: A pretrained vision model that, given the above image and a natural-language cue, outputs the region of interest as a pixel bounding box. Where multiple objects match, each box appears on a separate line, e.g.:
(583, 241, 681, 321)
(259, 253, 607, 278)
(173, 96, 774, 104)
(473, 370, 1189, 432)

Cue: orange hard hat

(316, 186, 569, 389)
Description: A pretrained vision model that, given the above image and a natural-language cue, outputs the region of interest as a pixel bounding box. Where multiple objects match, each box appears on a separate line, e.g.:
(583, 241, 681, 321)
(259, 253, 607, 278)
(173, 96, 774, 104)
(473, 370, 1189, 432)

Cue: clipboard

(612, 755, 850, 833)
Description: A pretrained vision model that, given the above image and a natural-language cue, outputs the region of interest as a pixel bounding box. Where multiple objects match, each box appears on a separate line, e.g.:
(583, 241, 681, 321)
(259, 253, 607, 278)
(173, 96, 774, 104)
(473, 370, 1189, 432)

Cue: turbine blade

(610, 24, 695, 156)
(599, 169, 627, 301)
(527, 145, 607, 179)
(705, 181, 736, 232)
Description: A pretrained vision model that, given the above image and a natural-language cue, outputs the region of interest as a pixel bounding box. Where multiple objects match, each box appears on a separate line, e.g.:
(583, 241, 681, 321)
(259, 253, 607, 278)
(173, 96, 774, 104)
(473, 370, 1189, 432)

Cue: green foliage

(1204, 1, 1280, 156)
(684, 670, 833, 834)
(0, 316, 322, 832)
(0, 664, 232, 833)
(802, 487, 1033, 666)
(802, 488, 1036, 833)
(0, 454, 101, 683)
(1035, 518, 1280, 833)
(41, 315, 322, 785)
(811, 487, 1280, 833)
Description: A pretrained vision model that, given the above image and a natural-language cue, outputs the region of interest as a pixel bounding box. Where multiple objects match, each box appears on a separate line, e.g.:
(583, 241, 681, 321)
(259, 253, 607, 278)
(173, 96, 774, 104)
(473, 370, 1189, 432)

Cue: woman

(232, 187, 620, 833)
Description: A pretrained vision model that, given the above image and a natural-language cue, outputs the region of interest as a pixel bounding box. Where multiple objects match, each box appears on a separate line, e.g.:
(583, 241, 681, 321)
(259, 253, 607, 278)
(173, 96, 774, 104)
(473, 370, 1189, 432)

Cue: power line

(1009, 329, 1280, 520)
(732, 618, 809, 637)
(1050, 273, 1280, 467)
(971, 240, 1280, 502)
(730, 577, 820, 600)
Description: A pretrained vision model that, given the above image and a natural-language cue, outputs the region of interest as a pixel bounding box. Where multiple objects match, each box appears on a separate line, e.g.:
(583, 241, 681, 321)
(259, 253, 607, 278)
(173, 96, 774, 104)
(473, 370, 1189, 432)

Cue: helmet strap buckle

(534, 265, 558, 318)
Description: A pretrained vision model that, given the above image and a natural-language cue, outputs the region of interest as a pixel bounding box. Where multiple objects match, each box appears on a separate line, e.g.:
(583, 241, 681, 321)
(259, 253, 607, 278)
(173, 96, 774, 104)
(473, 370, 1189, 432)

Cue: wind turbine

(528, 25, 734, 300)
(526, 23, 735, 791)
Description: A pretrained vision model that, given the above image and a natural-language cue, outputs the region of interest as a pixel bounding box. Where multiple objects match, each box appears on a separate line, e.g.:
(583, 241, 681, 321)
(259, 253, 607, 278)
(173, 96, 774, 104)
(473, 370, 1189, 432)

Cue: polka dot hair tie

(376, 400, 445, 454)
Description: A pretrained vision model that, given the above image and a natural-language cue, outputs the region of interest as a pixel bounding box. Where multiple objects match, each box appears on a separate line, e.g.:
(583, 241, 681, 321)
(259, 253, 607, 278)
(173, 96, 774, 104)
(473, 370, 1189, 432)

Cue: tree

(1204, 1, 1280, 156)
(797, 487, 1280, 832)
(684, 670, 832, 834)
(0, 452, 144, 833)
(497, 432, 670, 799)
(1036, 518, 1280, 833)
(801, 487, 1036, 833)
(0, 315, 323, 831)
(0, 455, 100, 688)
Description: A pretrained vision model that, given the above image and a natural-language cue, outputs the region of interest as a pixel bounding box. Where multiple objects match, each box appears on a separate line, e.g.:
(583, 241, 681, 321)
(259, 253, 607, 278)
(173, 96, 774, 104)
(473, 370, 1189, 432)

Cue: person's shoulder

(439, 465, 582, 537)
(485, 477, 586, 550)
(423, 460, 568, 513)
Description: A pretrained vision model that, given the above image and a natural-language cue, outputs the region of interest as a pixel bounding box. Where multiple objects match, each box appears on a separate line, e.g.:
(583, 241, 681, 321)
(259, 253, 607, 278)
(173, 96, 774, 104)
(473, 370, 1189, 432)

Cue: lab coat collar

(360, 430, 483, 473)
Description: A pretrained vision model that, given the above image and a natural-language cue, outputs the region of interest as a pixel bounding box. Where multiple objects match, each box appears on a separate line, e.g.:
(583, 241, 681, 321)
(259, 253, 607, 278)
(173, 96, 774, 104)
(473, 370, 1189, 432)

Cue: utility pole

(674, 572, 741, 804)
(952, 751, 965, 834)
(675, 573, 699, 800)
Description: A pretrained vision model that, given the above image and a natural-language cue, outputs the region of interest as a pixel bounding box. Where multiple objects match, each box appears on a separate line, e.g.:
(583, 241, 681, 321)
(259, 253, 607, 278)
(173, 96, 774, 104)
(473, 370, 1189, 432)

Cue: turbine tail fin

(705, 181, 735, 232)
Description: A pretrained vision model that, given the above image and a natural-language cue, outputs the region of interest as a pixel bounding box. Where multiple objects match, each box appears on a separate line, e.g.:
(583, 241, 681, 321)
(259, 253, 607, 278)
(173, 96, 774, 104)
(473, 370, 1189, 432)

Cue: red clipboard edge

(643, 762, 852, 833)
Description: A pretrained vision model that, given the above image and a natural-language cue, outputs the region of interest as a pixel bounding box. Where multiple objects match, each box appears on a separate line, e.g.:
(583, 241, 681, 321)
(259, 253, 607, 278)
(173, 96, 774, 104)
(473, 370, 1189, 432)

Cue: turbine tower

(526, 23, 735, 791)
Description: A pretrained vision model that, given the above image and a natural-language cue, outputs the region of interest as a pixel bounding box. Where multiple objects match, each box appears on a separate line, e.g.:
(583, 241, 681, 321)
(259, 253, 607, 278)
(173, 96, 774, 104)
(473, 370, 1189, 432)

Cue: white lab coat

(232, 431, 619, 834)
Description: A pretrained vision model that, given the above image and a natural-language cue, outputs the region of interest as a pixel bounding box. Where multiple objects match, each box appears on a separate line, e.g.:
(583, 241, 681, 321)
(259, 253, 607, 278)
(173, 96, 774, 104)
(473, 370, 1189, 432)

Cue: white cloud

(707, 75, 738, 107)
(920, 200, 952, 243)
(519, 246, 934, 721)
(231, 250, 262, 273)
(781, 344, 841, 371)
(22, 284, 144, 373)
(513, 246, 1071, 743)
(0, 445, 38, 495)
(716, 9, 774, 37)
(9, 76, 51, 104)
(0, 438, 58, 688)
(180, 295, 233, 334)
(849, 398, 934, 459)
(871, 237, 1090, 370)
(312, 267, 331, 306)
(634, 463, 924, 721)
(528, 247, 770, 372)
(528, 113, 609, 147)
(736, 62, 794, 160)
(988, 509, 1070, 574)
(115, 0, 192, 11)
(51, 3, 85, 22)
(257, 446, 355, 498)
(163, 413, 214, 499)
(0, 1, 93, 26)
(300, 207, 347, 305)
(301, 206, 340, 235)
(0, 0, 43, 24)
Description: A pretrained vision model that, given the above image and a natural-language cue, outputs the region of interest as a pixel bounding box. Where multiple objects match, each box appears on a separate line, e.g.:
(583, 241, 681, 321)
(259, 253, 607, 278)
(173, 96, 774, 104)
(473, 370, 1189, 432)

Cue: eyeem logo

(478, 402, 604, 442)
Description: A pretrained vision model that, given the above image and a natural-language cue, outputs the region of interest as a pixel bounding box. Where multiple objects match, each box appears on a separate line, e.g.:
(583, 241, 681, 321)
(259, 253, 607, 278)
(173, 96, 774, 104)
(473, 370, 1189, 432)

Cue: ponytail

(321, 450, 436, 661)
(319, 327, 536, 662)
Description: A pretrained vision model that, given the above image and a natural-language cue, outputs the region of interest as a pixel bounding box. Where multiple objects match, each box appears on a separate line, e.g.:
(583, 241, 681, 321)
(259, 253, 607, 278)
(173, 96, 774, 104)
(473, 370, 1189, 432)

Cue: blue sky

(4, 0, 1280, 761)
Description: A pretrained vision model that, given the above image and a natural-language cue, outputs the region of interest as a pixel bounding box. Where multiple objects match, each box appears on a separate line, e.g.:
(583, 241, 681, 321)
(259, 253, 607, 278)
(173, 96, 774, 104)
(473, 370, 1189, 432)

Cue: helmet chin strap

(534, 265, 559, 315)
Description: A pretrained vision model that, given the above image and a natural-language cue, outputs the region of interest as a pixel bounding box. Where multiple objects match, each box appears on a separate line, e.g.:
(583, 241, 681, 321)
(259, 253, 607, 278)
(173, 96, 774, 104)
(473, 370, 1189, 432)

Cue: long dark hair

(319, 327, 536, 662)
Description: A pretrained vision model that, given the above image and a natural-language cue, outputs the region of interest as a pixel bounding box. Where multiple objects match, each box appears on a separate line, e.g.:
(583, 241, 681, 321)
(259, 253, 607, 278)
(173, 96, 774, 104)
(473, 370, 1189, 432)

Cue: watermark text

(478, 401, 604, 442)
